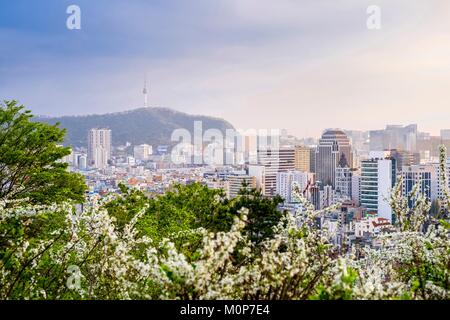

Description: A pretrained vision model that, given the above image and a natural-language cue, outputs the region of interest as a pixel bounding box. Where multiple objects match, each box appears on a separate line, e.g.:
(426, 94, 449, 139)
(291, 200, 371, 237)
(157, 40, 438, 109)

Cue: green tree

(0, 100, 86, 204)
(104, 183, 150, 231)
(106, 183, 230, 239)
(228, 187, 285, 245)
(105, 182, 285, 254)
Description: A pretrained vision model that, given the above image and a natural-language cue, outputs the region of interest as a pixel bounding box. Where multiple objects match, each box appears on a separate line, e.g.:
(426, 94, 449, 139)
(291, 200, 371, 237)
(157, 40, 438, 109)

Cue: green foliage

(1, 110, 449, 300)
(105, 183, 285, 249)
(395, 240, 450, 300)
(1, 187, 449, 300)
(104, 183, 285, 264)
(0, 100, 86, 204)
(36, 107, 234, 148)
(106, 183, 226, 239)
(312, 265, 358, 300)
(104, 183, 149, 231)
(0, 205, 72, 299)
(229, 188, 285, 245)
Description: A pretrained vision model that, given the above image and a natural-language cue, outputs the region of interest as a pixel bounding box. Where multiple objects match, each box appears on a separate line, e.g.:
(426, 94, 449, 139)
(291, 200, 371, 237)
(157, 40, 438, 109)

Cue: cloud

(1, 0, 450, 137)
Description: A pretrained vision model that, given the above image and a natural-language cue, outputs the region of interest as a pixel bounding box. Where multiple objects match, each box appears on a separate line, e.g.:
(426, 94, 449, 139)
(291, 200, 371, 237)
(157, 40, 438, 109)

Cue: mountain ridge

(36, 107, 235, 148)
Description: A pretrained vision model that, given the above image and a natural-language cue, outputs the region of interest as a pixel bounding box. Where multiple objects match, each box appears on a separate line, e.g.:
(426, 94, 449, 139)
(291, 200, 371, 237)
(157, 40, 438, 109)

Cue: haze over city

(1, 0, 450, 137)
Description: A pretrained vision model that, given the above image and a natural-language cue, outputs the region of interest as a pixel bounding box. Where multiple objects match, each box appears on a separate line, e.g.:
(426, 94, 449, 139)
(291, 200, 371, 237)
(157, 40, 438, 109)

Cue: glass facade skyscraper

(314, 129, 352, 188)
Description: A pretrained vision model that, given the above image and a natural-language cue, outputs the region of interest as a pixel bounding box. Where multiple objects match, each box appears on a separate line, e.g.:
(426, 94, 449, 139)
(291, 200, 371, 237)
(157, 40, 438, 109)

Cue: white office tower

(257, 147, 295, 197)
(71, 152, 79, 167)
(88, 128, 111, 169)
(351, 174, 361, 206)
(335, 165, 352, 200)
(227, 174, 256, 199)
(434, 157, 450, 200)
(360, 151, 394, 222)
(276, 171, 313, 203)
(401, 164, 438, 204)
(133, 144, 152, 161)
(320, 185, 335, 209)
(276, 172, 291, 202)
(78, 155, 87, 170)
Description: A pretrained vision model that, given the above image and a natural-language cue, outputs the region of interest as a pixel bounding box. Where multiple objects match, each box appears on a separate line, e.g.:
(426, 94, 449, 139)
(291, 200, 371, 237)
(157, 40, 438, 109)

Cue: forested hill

(36, 107, 235, 147)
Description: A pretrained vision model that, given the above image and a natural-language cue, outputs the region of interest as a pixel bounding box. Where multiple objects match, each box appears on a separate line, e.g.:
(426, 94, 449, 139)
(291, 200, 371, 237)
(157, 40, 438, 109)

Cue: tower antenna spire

(143, 75, 149, 107)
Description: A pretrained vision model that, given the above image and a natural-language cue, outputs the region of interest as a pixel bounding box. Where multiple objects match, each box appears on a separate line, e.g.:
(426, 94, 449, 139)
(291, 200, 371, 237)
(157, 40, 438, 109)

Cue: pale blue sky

(1, 0, 450, 137)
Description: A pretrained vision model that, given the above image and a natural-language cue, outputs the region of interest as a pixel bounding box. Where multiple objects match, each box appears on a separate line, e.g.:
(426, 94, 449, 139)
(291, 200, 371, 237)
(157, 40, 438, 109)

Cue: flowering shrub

(1, 150, 449, 300)
(0, 200, 333, 300)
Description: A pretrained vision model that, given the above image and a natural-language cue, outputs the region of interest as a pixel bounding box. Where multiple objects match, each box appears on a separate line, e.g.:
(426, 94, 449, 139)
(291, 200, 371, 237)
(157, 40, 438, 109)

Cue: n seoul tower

(143, 77, 149, 107)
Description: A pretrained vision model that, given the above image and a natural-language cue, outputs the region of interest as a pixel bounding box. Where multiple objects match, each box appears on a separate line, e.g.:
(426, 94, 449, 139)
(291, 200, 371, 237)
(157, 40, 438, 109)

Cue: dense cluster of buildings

(64, 125, 450, 250)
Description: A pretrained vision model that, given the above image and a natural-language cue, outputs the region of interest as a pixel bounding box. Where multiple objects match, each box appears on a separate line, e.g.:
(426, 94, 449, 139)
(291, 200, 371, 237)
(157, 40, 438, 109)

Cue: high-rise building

(401, 164, 438, 207)
(335, 163, 352, 199)
(441, 129, 450, 140)
(417, 135, 450, 160)
(351, 174, 361, 206)
(315, 129, 352, 188)
(345, 130, 370, 163)
(431, 155, 450, 206)
(248, 165, 265, 192)
(360, 151, 394, 222)
(134, 144, 153, 161)
(310, 185, 321, 210)
(309, 148, 316, 173)
(71, 152, 80, 167)
(390, 149, 420, 171)
(227, 174, 256, 199)
(257, 147, 295, 197)
(369, 124, 417, 152)
(276, 170, 314, 203)
(369, 130, 384, 152)
(88, 128, 111, 169)
(78, 155, 87, 170)
(294, 145, 312, 172)
(320, 185, 335, 209)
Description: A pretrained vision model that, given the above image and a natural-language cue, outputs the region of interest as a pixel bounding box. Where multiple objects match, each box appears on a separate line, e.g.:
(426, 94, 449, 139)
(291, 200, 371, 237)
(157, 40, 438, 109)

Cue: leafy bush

(1, 182, 448, 299)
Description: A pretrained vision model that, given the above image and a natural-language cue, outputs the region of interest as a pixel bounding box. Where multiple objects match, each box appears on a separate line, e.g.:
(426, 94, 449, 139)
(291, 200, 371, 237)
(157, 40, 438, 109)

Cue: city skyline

(1, 1, 450, 138)
(17, 103, 450, 143)
(1, 2, 449, 304)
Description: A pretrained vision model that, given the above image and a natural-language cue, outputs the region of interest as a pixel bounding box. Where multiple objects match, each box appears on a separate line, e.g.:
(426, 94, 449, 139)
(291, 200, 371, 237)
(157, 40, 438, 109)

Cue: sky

(1, 0, 450, 138)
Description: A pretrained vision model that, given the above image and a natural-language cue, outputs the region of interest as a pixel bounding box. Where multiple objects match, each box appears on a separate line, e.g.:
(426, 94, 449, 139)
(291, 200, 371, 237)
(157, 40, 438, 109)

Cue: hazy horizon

(32, 104, 445, 141)
(2, 0, 450, 137)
